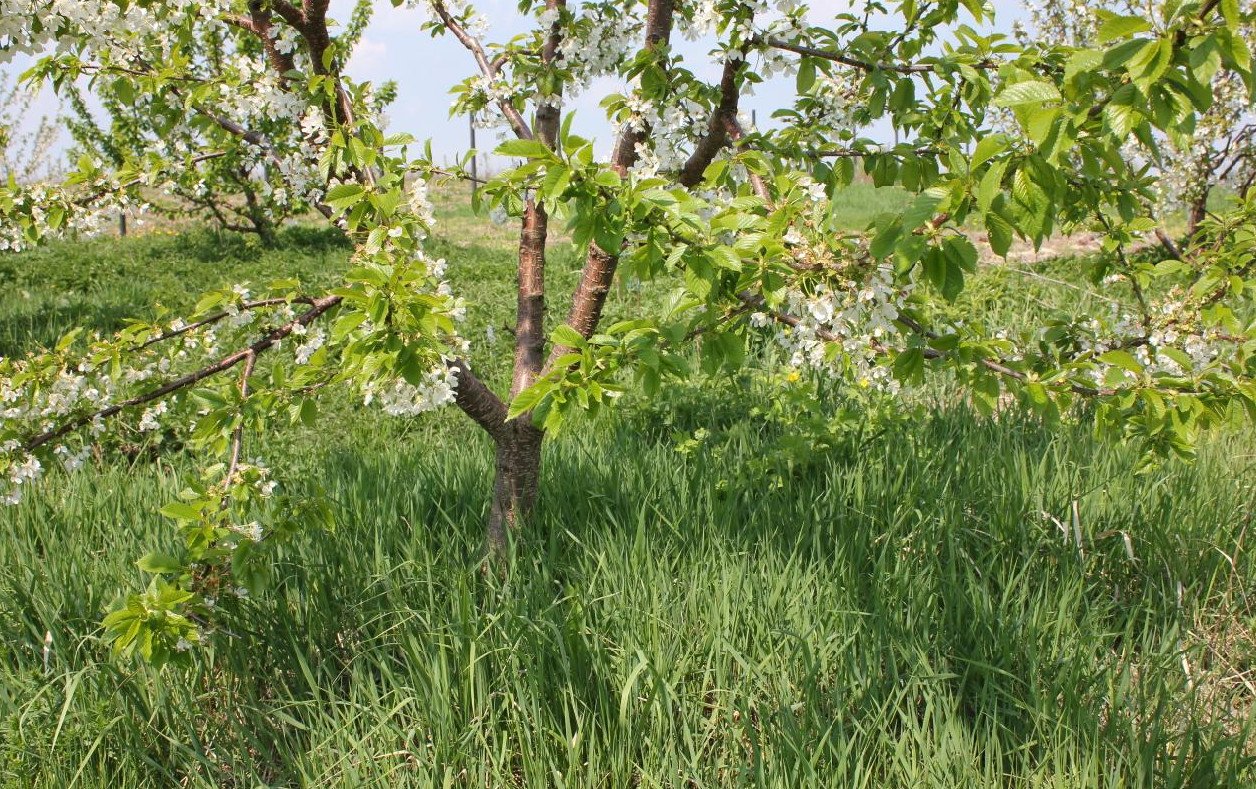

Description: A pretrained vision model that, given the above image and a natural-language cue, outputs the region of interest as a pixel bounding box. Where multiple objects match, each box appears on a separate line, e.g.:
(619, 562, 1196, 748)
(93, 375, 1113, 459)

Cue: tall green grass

(0, 202, 1253, 787)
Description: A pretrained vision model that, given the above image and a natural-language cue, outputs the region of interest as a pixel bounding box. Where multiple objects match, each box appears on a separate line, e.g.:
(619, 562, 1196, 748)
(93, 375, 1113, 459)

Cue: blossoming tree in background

(0, 0, 1253, 664)
(0, 71, 62, 186)
(1021, 0, 1255, 237)
(56, 0, 389, 243)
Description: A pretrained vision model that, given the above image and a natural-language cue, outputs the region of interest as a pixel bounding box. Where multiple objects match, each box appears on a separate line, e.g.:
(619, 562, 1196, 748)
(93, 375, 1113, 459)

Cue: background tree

(0, 70, 61, 184)
(1021, 0, 1256, 237)
(60, 0, 390, 244)
(0, 0, 1253, 665)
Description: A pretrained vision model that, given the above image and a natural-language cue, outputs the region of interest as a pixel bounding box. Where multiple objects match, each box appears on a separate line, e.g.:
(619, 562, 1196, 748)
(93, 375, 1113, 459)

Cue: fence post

(119, 213, 127, 237)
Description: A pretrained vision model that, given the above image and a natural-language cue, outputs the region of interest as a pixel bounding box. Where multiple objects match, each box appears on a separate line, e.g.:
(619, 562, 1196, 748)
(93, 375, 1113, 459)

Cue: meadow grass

(0, 187, 1253, 787)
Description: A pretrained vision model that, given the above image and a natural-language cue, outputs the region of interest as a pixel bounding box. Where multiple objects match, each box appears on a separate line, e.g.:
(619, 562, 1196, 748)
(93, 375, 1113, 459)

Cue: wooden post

(119, 213, 127, 237)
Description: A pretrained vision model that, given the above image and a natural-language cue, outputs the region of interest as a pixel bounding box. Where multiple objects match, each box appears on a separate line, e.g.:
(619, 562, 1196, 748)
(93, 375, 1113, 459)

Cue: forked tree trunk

(486, 421, 543, 553)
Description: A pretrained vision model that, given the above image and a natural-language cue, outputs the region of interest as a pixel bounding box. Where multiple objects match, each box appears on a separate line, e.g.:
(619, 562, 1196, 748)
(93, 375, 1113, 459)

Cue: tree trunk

(486, 421, 543, 554)
(1186, 195, 1208, 238)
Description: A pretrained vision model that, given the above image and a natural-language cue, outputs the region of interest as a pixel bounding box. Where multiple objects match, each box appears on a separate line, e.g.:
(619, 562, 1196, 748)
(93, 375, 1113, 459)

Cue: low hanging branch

(23, 295, 343, 453)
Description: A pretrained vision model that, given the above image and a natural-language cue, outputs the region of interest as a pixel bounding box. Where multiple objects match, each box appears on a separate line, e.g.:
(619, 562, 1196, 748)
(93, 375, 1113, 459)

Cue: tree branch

(24, 296, 344, 453)
(223, 350, 257, 491)
(449, 358, 509, 441)
(543, 0, 676, 373)
(429, 0, 534, 141)
(135, 298, 318, 351)
(760, 37, 986, 75)
(679, 57, 744, 187)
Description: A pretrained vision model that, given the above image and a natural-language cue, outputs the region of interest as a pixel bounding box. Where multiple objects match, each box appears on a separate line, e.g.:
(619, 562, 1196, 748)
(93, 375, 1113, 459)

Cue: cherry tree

(1021, 0, 1256, 237)
(56, 0, 386, 243)
(0, 71, 62, 186)
(0, 0, 1254, 665)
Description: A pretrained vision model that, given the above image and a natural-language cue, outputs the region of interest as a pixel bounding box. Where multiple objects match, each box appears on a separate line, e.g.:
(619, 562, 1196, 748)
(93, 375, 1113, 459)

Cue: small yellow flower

(786, 371, 801, 383)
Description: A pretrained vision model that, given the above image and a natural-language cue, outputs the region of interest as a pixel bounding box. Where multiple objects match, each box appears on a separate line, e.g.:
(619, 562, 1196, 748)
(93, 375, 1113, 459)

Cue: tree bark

(1186, 194, 1208, 238)
(486, 421, 543, 553)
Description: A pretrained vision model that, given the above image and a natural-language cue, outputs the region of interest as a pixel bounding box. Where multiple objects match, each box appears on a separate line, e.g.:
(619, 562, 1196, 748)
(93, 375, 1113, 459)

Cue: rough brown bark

(486, 421, 543, 553)
(678, 59, 743, 187)
(545, 0, 676, 371)
(513, 199, 548, 397)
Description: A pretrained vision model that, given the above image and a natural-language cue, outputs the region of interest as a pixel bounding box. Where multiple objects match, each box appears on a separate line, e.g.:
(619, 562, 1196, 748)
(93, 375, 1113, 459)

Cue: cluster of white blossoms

(362, 364, 459, 417)
(626, 89, 713, 177)
(293, 328, 326, 365)
(1068, 301, 1236, 387)
(554, 4, 641, 89)
(138, 401, 169, 432)
(229, 521, 265, 543)
(0, 179, 137, 253)
(1, 443, 41, 505)
(756, 264, 911, 393)
(0, 291, 350, 507)
(408, 177, 437, 233)
(0, 363, 106, 503)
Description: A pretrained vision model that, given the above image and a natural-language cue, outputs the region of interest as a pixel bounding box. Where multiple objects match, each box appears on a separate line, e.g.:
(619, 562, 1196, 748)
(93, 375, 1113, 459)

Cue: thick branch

(608, 0, 677, 168)
(534, 0, 566, 148)
(512, 199, 549, 399)
(678, 58, 743, 187)
(544, 0, 676, 372)
(450, 358, 509, 441)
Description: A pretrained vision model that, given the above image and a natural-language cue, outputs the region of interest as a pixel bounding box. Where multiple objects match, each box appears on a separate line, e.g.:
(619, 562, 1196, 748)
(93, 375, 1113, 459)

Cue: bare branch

(450, 358, 509, 441)
(679, 58, 744, 187)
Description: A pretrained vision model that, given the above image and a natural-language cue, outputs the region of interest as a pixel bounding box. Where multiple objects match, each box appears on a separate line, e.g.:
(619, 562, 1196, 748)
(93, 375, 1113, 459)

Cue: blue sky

(3, 0, 1031, 170)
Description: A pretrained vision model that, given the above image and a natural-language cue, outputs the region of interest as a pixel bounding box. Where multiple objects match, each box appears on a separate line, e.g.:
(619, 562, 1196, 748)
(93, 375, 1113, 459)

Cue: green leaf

(1099, 349, 1143, 374)
(507, 380, 552, 420)
(136, 552, 183, 575)
(796, 57, 816, 92)
(985, 212, 1014, 257)
(551, 324, 587, 349)
(159, 501, 202, 522)
(324, 182, 365, 210)
(977, 160, 1007, 212)
(902, 186, 948, 230)
(870, 219, 903, 258)
(971, 134, 1008, 168)
(497, 138, 553, 159)
(894, 347, 925, 384)
(1097, 15, 1152, 44)
(994, 80, 1061, 108)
